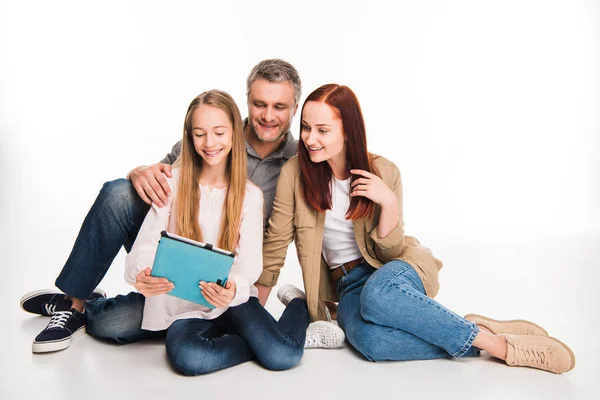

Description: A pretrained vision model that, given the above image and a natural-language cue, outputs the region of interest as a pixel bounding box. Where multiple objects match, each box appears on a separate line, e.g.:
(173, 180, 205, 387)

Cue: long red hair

(298, 84, 376, 220)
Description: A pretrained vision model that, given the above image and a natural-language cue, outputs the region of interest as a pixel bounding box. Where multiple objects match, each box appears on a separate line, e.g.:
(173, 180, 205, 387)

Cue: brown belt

(330, 257, 364, 281)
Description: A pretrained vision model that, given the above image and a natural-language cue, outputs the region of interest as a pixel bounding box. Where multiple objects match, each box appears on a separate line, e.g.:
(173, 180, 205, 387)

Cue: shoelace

(46, 311, 72, 330)
(514, 345, 550, 367)
(44, 303, 56, 315)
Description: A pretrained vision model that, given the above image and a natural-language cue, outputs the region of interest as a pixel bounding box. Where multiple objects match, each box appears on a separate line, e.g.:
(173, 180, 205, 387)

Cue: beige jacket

(257, 155, 443, 321)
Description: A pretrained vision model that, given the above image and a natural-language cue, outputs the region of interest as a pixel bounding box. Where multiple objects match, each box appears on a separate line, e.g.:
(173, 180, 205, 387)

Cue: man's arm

(127, 141, 182, 208)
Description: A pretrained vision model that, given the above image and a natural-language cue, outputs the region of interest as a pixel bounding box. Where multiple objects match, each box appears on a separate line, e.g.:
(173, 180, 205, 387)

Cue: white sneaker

(277, 284, 333, 321)
(277, 284, 306, 306)
(305, 321, 345, 349)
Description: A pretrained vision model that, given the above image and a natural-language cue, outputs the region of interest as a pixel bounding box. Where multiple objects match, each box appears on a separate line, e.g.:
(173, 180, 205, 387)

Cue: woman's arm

(256, 159, 298, 304)
(351, 164, 405, 262)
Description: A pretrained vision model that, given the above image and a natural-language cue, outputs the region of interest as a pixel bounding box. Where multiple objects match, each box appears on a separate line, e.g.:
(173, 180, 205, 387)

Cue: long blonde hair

(174, 90, 247, 252)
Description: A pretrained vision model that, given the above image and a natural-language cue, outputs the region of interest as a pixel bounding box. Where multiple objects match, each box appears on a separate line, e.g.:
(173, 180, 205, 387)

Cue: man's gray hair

(246, 59, 302, 107)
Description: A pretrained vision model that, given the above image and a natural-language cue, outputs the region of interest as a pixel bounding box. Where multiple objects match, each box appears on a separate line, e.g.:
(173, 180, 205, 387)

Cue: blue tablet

(151, 231, 235, 309)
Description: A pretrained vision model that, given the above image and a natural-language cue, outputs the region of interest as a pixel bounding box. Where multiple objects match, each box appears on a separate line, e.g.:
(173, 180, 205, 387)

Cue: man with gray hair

(21, 59, 343, 353)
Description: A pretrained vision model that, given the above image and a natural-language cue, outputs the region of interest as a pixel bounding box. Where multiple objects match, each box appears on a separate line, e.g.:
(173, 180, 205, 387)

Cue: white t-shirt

(321, 177, 363, 268)
(124, 168, 264, 331)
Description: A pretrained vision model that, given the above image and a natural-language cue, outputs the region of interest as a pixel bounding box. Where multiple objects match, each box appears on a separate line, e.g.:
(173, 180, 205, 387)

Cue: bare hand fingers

(225, 280, 236, 291)
(136, 282, 173, 292)
(147, 168, 169, 204)
(200, 282, 231, 307)
(141, 287, 173, 297)
(154, 168, 172, 198)
(149, 180, 168, 206)
(136, 282, 174, 297)
(133, 182, 153, 205)
(140, 180, 165, 207)
(160, 163, 173, 178)
(350, 189, 368, 197)
(138, 273, 170, 285)
(351, 178, 369, 188)
(148, 283, 174, 291)
(202, 294, 223, 308)
(200, 287, 226, 308)
(200, 282, 223, 298)
(350, 169, 373, 178)
(146, 285, 174, 295)
(144, 173, 168, 206)
(351, 184, 368, 192)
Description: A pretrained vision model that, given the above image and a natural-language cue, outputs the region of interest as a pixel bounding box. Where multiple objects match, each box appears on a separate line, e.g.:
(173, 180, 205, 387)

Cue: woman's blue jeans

(336, 260, 481, 361)
(85, 293, 310, 375)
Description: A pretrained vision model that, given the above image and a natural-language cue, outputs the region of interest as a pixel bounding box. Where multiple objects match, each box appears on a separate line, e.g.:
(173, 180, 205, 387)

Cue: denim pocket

(337, 263, 374, 295)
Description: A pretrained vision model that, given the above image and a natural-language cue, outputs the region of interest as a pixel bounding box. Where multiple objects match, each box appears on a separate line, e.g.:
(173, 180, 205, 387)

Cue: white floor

(3, 230, 599, 400)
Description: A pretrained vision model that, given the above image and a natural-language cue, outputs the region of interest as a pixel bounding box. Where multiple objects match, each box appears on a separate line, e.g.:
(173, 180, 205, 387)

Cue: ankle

(492, 335, 508, 361)
(473, 330, 508, 360)
(64, 296, 85, 313)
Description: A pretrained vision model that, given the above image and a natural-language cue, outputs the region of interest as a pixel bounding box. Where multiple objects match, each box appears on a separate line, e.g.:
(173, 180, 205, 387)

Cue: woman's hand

(350, 169, 396, 208)
(200, 279, 237, 308)
(351, 169, 399, 238)
(135, 267, 174, 297)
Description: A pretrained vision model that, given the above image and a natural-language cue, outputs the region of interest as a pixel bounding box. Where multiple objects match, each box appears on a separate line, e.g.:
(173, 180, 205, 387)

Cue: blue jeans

(336, 260, 481, 361)
(55, 179, 150, 299)
(86, 294, 310, 375)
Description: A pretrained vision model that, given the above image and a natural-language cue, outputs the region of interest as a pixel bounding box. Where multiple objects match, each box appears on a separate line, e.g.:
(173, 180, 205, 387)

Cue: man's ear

(292, 103, 299, 117)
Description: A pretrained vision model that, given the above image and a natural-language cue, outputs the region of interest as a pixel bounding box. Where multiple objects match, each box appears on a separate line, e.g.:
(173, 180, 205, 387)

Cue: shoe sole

(20, 288, 107, 315)
(546, 335, 576, 373)
(464, 313, 549, 336)
(32, 326, 86, 353)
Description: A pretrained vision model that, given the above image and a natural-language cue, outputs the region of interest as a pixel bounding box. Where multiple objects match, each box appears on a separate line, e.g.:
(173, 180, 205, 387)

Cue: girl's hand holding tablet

(135, 267, 174, 297)
(199, 279, 237, 309)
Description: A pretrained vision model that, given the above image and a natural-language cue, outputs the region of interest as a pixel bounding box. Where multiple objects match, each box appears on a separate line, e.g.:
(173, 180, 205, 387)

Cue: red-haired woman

(256, 84, 575, 374)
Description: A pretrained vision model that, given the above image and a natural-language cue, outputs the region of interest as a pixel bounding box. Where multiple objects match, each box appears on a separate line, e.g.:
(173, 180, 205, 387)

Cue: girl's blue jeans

(86, 294, 310, 375)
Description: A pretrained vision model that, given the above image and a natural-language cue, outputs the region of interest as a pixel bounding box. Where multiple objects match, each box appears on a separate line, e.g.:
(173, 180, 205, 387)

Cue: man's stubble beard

(249, 120, 290, 144)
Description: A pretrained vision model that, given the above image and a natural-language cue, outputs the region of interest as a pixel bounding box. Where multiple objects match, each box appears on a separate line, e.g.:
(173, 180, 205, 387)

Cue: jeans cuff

(451, 322, 480, 358)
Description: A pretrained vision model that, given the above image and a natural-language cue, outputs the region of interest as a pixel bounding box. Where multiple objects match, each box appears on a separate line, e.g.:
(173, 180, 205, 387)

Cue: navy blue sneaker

(32, 299, 86, 353)
(20, 288, 106, 316)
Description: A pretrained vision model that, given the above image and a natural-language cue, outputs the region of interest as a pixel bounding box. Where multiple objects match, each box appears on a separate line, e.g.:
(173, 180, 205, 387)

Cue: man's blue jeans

(86, 294, 310, 375)
(336, 260, 481, 361)
(55, 179, 150, 299)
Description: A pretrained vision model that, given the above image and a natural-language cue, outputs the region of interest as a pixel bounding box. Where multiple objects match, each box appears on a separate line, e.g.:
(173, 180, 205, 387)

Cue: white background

(1, 1, 599, 399)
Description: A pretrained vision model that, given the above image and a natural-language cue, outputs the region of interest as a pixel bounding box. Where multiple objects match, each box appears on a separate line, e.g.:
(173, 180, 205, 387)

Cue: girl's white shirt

(124, 168, 264, 331)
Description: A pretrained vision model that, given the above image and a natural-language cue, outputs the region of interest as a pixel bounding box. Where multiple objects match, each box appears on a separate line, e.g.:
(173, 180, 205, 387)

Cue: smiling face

(300, 101, 346, 169)
(247, 78, 298, 143)
(191, 105, 233, 168)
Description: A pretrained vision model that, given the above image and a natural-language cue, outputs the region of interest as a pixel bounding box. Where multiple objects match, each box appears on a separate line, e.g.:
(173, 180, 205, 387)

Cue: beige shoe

(504, 334, 575, 374)
(464, 314, 548, 336)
